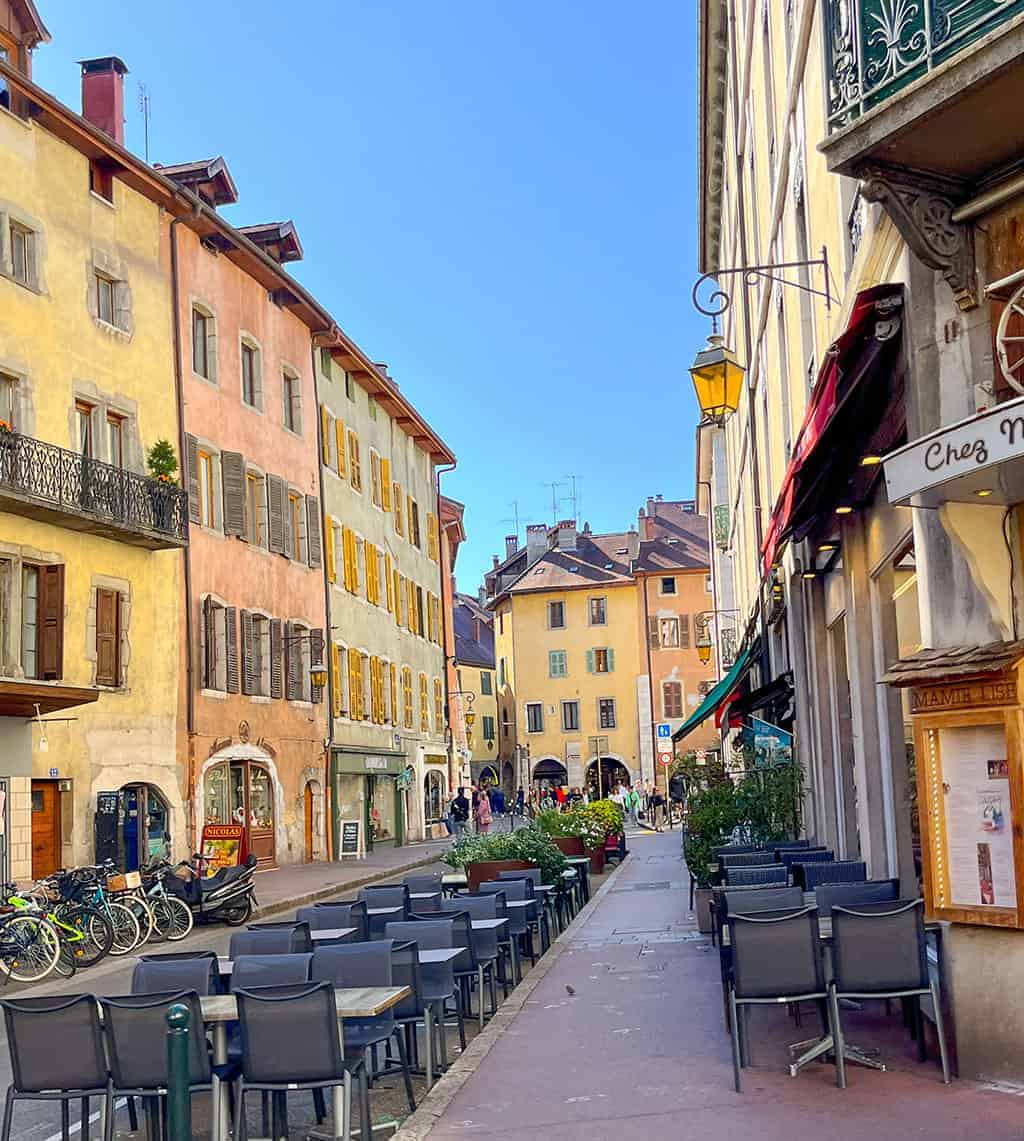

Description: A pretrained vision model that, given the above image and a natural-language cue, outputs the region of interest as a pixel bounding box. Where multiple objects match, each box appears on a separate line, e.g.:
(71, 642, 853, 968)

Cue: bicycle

(0, 903, 60, 983)
(141, 859, 193, 942)
(66, 864, 142, 955)
(23, 874, 114, 968)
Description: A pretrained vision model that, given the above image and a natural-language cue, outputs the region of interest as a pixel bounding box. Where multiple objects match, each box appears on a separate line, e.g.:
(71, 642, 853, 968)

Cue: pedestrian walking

(650, 788, 666, 832)
(515, 785, 525, 817)
(475, 787, 493, 834)
(450, 787, 471, 838)
(625, 784, 640, 828)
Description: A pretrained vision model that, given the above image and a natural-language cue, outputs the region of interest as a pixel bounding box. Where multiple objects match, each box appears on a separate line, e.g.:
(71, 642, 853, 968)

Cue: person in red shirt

(555, 785, 567, 809)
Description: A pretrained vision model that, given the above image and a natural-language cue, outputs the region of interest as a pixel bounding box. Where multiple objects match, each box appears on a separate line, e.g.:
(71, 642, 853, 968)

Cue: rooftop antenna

(499, 500, 521, 544)
(541, 480, 567, 525)
(137, 82, 151, 163)
(563, 475, 580, 526)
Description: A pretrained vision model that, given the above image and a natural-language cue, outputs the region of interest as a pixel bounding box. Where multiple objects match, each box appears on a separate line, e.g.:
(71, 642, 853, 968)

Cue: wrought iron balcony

(822, 0, 1024, 180)
(0, 430, 188, 549)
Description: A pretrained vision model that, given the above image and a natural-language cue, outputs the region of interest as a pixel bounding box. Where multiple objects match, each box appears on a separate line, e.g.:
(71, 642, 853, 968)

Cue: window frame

(588, 596, 608, 626)
(525, 701, 544, 734)
(240, 336, 263, 411)
(191, 304, 217, 381)
(197, 448, 217, 530)
(598, 697, 617, 729)
(561, 699, 580, 732)
(480, 670, 492, 695)
(548, 649, 567, 678)
(94, 271, 115, 327)
(245, 470, 267, 548)
(593, 647, 610, 674)
(282, 367, 302, 435)
(659, 576, 677, 596)
(547, 600, 566, 630)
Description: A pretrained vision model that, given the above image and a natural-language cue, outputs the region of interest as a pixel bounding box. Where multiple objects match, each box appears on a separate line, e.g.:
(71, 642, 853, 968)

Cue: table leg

(511, 936, 520, 984)
(332, 1079, 346, 1141)
(211, 1024, 228, 1141)
(788, 1034, 887, 1078)
(425, 1004, 434, 1088)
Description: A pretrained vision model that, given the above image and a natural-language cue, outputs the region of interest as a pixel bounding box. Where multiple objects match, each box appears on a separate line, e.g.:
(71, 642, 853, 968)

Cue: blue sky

(37, 1, 702, 590)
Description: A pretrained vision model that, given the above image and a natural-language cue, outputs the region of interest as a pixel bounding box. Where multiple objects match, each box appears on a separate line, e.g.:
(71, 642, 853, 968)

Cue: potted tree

(682, 768, 739, 934)
(146, 439, 179, 532)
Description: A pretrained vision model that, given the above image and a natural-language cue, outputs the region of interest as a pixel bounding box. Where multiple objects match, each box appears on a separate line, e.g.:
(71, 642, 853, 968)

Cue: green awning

(672, 644, 755, 741)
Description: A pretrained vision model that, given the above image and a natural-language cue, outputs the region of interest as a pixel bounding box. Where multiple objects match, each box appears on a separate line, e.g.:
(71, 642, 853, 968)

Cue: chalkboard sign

(341, 819, 362, 858)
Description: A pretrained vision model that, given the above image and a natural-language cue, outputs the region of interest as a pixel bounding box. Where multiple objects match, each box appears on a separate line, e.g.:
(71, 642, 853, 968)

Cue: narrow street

(404, 831, 1023, 1140)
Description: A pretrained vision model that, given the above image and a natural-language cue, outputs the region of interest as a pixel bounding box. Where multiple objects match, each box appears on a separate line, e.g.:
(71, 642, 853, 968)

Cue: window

(419, 672, 430, 732)
(21, 564, 38, 680)
(589, 596, 607, 625)
(243, 612, 271, 697)
(482, 714, 496, 740)
(526, 702, 544, 733)
(95, 272, 115, 325)
(402, 666, 414, 729)
(561, 700, 580, 732)
(660, 577, 677, 596)
(241, 340, 262, 409)
(548, 650, 567, 678)
(659, 617, 680, 648)
(480, 670, 492, 695)
(0, 38, 10, 110)
(76, 401, 95, 458)
(345, 371, 355, 400)
(382, 460, 392, 510)
(246, 472, 265, 547)
(434, 677, 444, 732)
(348, 649, 366, 720)
(498, 657, 507, 688)
(547, 600, 565, 629)
(409, 498, 421, 547)
(598, 698, 617, 729)
(287, 491, 304, 561)
(502, 710, 511, 738)
(348, 430, 362, 491)
(705, 575, 713, 594)
(192, 307, 216, 380)
(393, 484, 404, 535)
(200, 598, 236, 693)
(370, 450, 382, 507)
(663, 681, 683, 719)
(197, 450, 215, 528)
(282, 370, 302, 434)
(106, 413, 124, 468)
(22, 564, 63, 681)
(0, 370, 16, 430)
(8, 220, 35, 288)
(89, 160, 114, 202)
(589, 647, 614, 674)
(427, 512, 439, 561)
(320, 346, 333, 380)
(416, 586, 425, 636)
(424, 770, 445, 826)
(389, 662, 398, 724)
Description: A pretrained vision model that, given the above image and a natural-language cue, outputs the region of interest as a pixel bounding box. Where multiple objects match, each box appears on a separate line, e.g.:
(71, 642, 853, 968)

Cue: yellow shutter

(370, 451, 381, 507)
(349, 431, 361, 490)
(384, 554, 393, 612)
(347, 649, 360, 720)
(390, 663, 398, 723)
(419, 673, 429, 732)
(394, 484, 404, 536)
(407, 579, 416, 632)
(381, 459, 391, 510)
(434, 678, 443, 730)
(330, 642, 342, 716)
(325, 519, 336, 583)
(320, 406, 331, 465)
(364, 542, 373, 603)
(394, 570, 402, 625)
(428, 513, 439, 561)
(335, 418, 347, 477)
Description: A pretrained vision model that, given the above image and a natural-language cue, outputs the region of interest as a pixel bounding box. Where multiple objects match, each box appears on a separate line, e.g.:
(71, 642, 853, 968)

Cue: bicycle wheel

(53, 939, 77, 979)
(59, 905, 114, 967)
(0, 914, 60, 983)
(125, 894, 156, 945)
(150, 895, 194, 942)
(104, 901, 142, 956)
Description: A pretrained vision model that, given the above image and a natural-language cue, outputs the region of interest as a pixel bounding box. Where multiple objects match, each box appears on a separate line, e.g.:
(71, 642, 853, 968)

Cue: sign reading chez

(885, 393, 1024, 505)
(911, 677, 1018, 714)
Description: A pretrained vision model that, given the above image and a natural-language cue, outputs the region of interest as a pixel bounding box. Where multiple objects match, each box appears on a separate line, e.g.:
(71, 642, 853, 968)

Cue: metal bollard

(165, 1001, 192, 1140)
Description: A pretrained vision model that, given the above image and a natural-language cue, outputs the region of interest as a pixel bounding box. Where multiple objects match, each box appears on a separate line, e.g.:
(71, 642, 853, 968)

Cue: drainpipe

(641, 571, 660, 796)
(311, 331, 338, 859)
(435, 462, 457, 792)
(169, 197, 202, 851)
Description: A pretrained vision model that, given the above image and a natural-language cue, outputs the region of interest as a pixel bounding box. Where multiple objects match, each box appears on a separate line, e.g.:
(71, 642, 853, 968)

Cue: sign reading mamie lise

(340, 819, 363, 859)
(884, 392, 1024, 505)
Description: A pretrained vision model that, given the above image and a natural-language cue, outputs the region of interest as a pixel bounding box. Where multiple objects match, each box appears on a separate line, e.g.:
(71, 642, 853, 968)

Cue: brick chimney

(504, 535, 518, 560)
(525, 524, 548, 565)
(79, 57, 128, 145)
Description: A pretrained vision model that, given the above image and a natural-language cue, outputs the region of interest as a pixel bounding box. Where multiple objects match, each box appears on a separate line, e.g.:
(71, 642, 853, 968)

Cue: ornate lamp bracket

(859, 164, 978, 311)
(693, 248, 833, 329)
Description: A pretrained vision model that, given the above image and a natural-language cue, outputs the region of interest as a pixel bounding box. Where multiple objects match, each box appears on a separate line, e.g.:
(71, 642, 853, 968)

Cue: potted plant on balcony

(442, 825, 567, 891)
(0, 418, 13, 482)
(146, 439, 179, 532)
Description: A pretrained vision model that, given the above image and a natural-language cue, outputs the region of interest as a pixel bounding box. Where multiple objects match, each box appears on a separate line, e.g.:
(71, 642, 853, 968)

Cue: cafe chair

(781, 849, 834, 870)
(441, 893, 516, 994)
(815, 880, 899, 915)
(246, 921, 313, 952)
(799, 861, 867, 891)
(0, 994, 113, 1141)
(724, 865, 787, 888)
(230, 953, 313, 991)
(298, 900, 369, 942)
(132, 955, 218, 996)
(828, 899, 951, 1088)
(498, 869, 558, 940)
(720, 851, 774, 869)
(404, 873, 444, 894)
(725, 906, 837, 1093)
(229, 928, 306, 959)
(359, 885, 411, 939)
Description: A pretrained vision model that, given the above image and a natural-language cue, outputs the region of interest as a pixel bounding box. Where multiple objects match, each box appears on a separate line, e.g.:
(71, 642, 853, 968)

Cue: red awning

(761, 284, 904, 575)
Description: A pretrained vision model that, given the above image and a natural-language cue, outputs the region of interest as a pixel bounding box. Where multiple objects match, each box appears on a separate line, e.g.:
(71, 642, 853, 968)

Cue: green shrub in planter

(583, 798, 624, 840)
(442, 825, 567, 885)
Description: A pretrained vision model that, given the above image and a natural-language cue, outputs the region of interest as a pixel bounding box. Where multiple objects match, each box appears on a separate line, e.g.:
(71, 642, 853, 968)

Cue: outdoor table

(409, 890, 442, 912)
(419, 947, 462, 965)
(366, 905, 404, 939)
(441, 872, 467, 892)
(201, 985, 409, 1141)
(470, 917, 508, 931)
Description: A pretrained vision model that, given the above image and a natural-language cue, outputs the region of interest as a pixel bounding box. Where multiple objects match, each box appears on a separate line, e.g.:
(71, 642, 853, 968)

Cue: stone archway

(303, 778, 323, 863)
(197, 743, 286, 866)
(585, 754, 631, 799)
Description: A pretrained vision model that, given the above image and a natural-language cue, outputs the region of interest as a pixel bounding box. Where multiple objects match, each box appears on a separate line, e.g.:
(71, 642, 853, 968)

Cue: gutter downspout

(640, 570, 659, 796)
(435, 463, 457, 793)
(170, 197, 201, 852)
(312, 331, 338, 859)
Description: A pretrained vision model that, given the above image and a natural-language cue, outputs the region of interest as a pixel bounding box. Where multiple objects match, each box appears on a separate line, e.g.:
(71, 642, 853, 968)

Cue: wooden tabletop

(200, 986, 410, 1023)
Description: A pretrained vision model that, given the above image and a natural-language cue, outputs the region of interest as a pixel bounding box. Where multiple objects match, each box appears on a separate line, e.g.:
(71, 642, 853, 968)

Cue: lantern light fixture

(688, 334, 746, 424)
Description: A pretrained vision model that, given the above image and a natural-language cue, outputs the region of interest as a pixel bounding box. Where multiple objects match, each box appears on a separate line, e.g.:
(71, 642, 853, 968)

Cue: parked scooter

(162, 852, 259, 926)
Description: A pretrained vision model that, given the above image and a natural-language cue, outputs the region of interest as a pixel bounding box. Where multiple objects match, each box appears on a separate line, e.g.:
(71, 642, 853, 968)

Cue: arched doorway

(423, 770, 446, 832)
(478, 765, 499, 789)
(116, 784, 171, 871)
(203, 758, 277, 867)
(532, 758, 567, 791)
(303, 780, 322, 864)
(586, 756, 631, 799)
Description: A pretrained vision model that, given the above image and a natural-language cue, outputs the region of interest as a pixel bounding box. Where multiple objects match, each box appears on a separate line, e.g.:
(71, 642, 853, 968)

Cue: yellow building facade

(0, 53, 186, 877)
(452, 591, 499, 789)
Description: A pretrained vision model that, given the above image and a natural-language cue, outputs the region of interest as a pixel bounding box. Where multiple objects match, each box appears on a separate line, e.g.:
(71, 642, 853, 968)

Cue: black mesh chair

(815, 880, 899, 915)
(829, 899, 950, 1087)
(713, 844, 762, 857)
(246, 921, 313, 952)
(388, 941, 429, 1075)
(298, 900, 369, 941)
(440, 902, 501, 1025)
(311, 942, 416, 1113)
(138, 949, 223, 991)
(132, 955, 218, 996)
(799, 861, 868, 891)
(712, 885, 803, 947)
(441, 893, 515, 995)
(497, 869, 557, 939)
(101, 990, 233, 1139)
(725, 906, 836, 1092)
(0, 994, 112, 1141)
(781, 849, 834, 870)
(773, 841, 816, 859)
(230, 953, 312, 990)
(235, 981, 369, 1141)
(724, 865, 787, 887)
(229, 928, 308, 958)
(479, 878, 544, 960)
(720, 851, 775, 869)
(359, 886, 411, 939)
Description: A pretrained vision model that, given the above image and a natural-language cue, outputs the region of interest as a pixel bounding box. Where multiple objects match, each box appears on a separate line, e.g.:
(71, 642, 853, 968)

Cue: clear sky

(36, 1, 703, 591)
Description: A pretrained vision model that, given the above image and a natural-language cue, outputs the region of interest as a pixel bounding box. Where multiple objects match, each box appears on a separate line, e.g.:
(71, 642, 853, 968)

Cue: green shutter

(585, 649, 594, 673)
(607, 647, 615, 672)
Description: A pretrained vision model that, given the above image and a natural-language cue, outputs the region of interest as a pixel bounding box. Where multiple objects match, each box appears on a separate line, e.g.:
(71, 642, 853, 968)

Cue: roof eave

(698, 0, 729, 274)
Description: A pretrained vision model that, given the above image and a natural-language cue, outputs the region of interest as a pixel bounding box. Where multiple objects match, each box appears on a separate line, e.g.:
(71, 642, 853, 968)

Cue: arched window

(424, 770, 446, 825)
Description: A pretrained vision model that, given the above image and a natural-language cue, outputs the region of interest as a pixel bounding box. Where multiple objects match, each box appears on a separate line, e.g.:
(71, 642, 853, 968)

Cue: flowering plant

(0, 419, 12, 434)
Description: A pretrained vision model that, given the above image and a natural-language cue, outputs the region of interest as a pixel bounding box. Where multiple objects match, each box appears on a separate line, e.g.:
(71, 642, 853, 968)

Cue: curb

(390, 854, 632, 1141)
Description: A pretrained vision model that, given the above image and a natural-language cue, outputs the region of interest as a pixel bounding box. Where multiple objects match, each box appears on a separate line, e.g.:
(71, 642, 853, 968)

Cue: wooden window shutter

(393, 570, 401, 623)
(585, 648, 595, 674)
(306, 496, 322, 569)
(267, 475, 286, 554)
(394, 484, 404, 535)
(648, 617, 660, 649)
(201, 596, 216, 689)
(95, 587, 119, 687)
(407, 578, 415, 631)
(335, 418, 346, 477)
(331, 642, 342, 716)
(349, 431, 361, 489)
(39, 564, 65, 681)
(224, 606, 240, 693)
(325, 520, 336, 583)
(390, 663, 398, 722)
(607, 647, 616, 672)
(310, 628, 324, 704)
(364, 542, 375, 604)
(269, 618, 284, 698)
(381, 459, 391, 510)
(320, 405, 331, 465)
(384, 553, 393, 611)
(240, 610, 255, 695)
(221, 451, 247, 537)
(284, 621, 298, 700)
(186, 434, 201, 523)
(680, 614, 690, 649)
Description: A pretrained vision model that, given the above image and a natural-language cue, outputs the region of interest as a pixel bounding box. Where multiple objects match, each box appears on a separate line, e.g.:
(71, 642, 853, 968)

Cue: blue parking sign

(656, 722, 672, 738)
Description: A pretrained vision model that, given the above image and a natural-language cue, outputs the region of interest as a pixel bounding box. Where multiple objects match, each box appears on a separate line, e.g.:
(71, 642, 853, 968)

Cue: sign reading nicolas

(884, 393, 1024, 505)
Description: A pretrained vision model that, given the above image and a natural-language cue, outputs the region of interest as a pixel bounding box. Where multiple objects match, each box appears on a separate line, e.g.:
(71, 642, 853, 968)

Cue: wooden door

(31, 781, 60, 879)
(304, 783, 314, 863)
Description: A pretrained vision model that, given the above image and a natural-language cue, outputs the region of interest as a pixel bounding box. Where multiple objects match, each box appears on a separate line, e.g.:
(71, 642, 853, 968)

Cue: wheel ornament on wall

(997, 283, 1024, 395)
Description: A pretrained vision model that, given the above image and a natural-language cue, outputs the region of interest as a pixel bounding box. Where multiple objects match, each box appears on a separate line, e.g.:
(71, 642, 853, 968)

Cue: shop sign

(912, 679, 1017, 714)
(200, 823, 244, 874)
(340, 819, 364, 859)
(365, 756, 389, 770)
(885, 393, 1024, 504)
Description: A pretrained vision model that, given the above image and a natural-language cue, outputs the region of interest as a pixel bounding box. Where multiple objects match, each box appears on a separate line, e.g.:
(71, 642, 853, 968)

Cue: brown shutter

(306, 495, 322, 569)
(284, 621, 296, 699)
(95, 588, 119, 687)
(186, 434, 201, 523)
(221, 451, 247, 537)
(269, 618, 284, 698)
(310, 628, 324, 704)
(283, 494, 294, 560)
(240, 609, 255, 695)
(39, 564, 64, 681)
(680, 614, 690, 649)
(225, 606, 239, 693)
(647, 616, 660, 649)
(267, 475, 285, 554)
(200, 596, 213, 688)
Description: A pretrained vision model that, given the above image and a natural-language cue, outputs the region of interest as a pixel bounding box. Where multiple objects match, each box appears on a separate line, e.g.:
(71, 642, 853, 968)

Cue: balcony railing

(0, 430, 188, 548)
(824, 0, 1024, 133)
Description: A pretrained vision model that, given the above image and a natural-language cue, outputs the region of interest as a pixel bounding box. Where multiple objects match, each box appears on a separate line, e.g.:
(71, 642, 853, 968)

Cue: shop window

(424, 770, 445, 825)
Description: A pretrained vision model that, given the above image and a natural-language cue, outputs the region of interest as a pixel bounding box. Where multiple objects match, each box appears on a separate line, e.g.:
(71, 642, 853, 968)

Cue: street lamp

(694, 609, 739, 670)
(688, 334, 745, 423)
(696, 630, 713, 665)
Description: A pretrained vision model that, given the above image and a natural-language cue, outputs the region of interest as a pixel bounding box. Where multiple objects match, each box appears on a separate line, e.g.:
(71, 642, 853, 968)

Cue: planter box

(465, 859, 535, 893)
(587, 846, 606, 875)
(694, 886, 715, 934)
(553, 836, 586, 857)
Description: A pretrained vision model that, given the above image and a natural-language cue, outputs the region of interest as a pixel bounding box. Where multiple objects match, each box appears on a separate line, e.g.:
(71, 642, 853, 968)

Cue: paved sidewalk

(404, 830, 1021, 1140)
